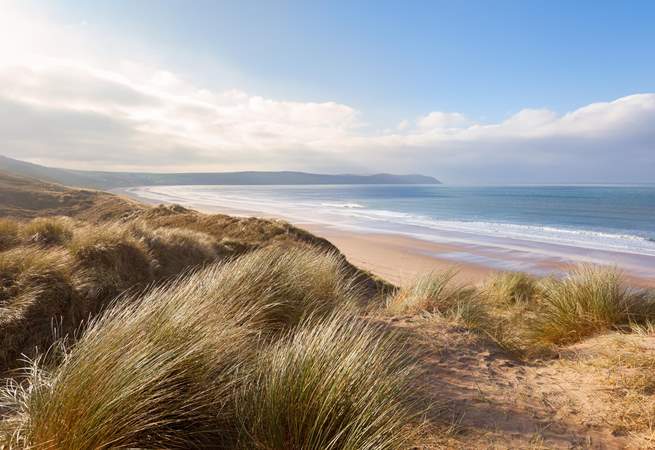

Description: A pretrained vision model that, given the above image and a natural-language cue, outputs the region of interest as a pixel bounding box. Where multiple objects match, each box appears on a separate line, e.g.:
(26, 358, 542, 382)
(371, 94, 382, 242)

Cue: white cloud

(417, 111, 471, 129)
(1, 2, 654, 182)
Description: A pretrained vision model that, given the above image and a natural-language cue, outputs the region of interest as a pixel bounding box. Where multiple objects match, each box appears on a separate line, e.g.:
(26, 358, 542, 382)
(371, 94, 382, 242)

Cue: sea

(125, 184, 655, 278)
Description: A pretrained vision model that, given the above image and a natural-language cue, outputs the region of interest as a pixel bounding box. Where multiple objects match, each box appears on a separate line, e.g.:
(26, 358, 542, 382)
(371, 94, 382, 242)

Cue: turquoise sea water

(127, 184, 655, 276)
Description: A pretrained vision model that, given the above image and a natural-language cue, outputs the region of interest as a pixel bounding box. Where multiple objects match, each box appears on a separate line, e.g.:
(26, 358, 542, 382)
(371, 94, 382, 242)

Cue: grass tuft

(20, 217, 74, 247)
(236, 311, 421, 450)
(0, 219, 20, 251)
(68, 223, 154, 302)
(530, 265, 655, 346)
(386, 269, 477, 317)
(209, 245, 364, 332)
(483, 271, 539, 305)
(131, 222, 220, 277)
(0, 269, 262, 449)
(0, 247, 77, 368)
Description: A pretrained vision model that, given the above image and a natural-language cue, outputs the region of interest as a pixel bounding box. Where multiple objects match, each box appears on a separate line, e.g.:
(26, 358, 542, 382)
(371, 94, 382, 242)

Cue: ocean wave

(341, 208, 655, 256)
(320, 202, 365, 209)
(126, 186, 655, 257)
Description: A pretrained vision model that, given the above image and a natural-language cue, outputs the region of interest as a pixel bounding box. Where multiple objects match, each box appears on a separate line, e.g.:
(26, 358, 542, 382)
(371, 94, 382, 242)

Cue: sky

(0, 0, 654, 183)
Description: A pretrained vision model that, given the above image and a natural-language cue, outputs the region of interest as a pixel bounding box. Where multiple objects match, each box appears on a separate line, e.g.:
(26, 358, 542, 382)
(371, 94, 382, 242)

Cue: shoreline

(116, 187, 655, 288)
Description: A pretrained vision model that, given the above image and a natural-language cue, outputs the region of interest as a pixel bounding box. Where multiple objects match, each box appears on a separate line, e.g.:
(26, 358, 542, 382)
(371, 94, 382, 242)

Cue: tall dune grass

(0, 219, 19, 251)
(483, 271, 538, 305)
(130, 223, 220, 277)
(210, 245, 364, 332)
(0, 272, 261, 448)
(387, 269, 478, 318)
(530, 265, 655, 346)
(237, 312, 420, 450)
(0, 212, 369, 373)
(68, 223, 154, 301)
(0, 247, 77, 368)
(21, 217, 74, 247)
(1, 248, 418, 449)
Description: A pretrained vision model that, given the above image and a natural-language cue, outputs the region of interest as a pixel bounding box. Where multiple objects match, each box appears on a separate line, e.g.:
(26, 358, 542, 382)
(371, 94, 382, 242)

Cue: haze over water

(128, 184, 655, 279)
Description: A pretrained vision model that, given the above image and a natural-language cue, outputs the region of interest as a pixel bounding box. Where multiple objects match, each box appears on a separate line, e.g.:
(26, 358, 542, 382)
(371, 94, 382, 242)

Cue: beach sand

(303, 224, 495, 286)
(117, 188, 655, 288)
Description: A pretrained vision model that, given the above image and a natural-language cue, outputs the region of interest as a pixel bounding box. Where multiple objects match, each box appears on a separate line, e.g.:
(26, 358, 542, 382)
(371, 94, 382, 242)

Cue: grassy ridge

(0, 216, 221, 370)
(2, 198, 655, 447)
(1, 248, 419, 449)
(0, 207, 389, 373)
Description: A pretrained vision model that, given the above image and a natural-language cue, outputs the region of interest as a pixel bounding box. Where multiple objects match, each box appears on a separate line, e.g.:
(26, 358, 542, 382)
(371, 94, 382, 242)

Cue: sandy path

(387, 316, 631, 449)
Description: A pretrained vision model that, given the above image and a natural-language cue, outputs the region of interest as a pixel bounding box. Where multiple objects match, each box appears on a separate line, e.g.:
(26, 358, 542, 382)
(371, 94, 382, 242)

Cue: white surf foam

(320, 202, 365, 209)
(125, 186, 655, 258)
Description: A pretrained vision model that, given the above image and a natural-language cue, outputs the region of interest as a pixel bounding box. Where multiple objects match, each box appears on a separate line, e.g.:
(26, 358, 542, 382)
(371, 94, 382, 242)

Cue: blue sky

(35, 0, 655, 124)
(0, 0, 654, 182)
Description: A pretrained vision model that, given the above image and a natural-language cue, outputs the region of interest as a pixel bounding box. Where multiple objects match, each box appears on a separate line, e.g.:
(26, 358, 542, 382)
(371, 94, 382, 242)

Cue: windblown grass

(0, 271, 261, 449)
(131, 223, 220, 278)
(202, 245, 364, 332)
(386, 269, 477, 317)
(1, 249, 418, 449)
(68, 223, 154, 301)
(483, 271, 539, 305)
(20, 217, 74, 246)
(530, 265, 655, 346)
(0, 246, 73, 305)
(0, 207, 382, 374)
(0, 247, 77, 368)
(0, 219, 19, 251)
(237, 311, 421, 450)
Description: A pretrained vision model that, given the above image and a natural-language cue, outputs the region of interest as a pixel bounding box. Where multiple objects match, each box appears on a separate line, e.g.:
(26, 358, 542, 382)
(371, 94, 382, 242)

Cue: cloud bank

(1, 4, 653, 183)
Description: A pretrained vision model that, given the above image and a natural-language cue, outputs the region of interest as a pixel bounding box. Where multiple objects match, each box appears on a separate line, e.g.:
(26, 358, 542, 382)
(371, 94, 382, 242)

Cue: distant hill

(0, 155, 440, 189)
(0, 170, 144, 221)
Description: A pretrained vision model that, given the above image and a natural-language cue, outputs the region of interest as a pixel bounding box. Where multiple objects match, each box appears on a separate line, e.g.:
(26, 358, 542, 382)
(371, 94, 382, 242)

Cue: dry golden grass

(237, 311, 421, 450)
(67, 223, 154, 302)
(483, 271, 539, 305)
(598, 339, 655, 443)
(0, 219, 19, 251)
(1, 250, 418, 449)
(386, 269, 477, 316)
(20, 217, 74, 247)
(130, 222, 220, 278)
(562, 336, 655, 446)
(0, 247, 78, 369)
(204, 245, 364, 333)
(132, 205, 393, 300)
(530, 265, 655, 346)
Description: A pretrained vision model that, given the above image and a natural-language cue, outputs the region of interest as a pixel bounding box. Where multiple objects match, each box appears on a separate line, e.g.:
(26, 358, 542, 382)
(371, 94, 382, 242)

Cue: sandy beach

(117, 187, 655, 288)
(302, 224, 496, 285)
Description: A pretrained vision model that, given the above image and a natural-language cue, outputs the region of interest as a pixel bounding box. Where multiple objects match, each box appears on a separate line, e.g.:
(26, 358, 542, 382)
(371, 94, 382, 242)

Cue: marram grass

(483, 271, 539, 305)
(0, 270, 261, 449)
(0, 218, 19, 251)
(236, 311, 421, 450)
(1, 246, 420, 449)
(20, 217, 74, 247)
(530, 265, 655, 346)
(129, 221, 220, 277)
(386, 269, 477, 317)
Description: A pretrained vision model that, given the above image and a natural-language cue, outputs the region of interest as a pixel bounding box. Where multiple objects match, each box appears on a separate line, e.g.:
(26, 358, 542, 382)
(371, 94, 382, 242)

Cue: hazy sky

(1, 0, 654, 183)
